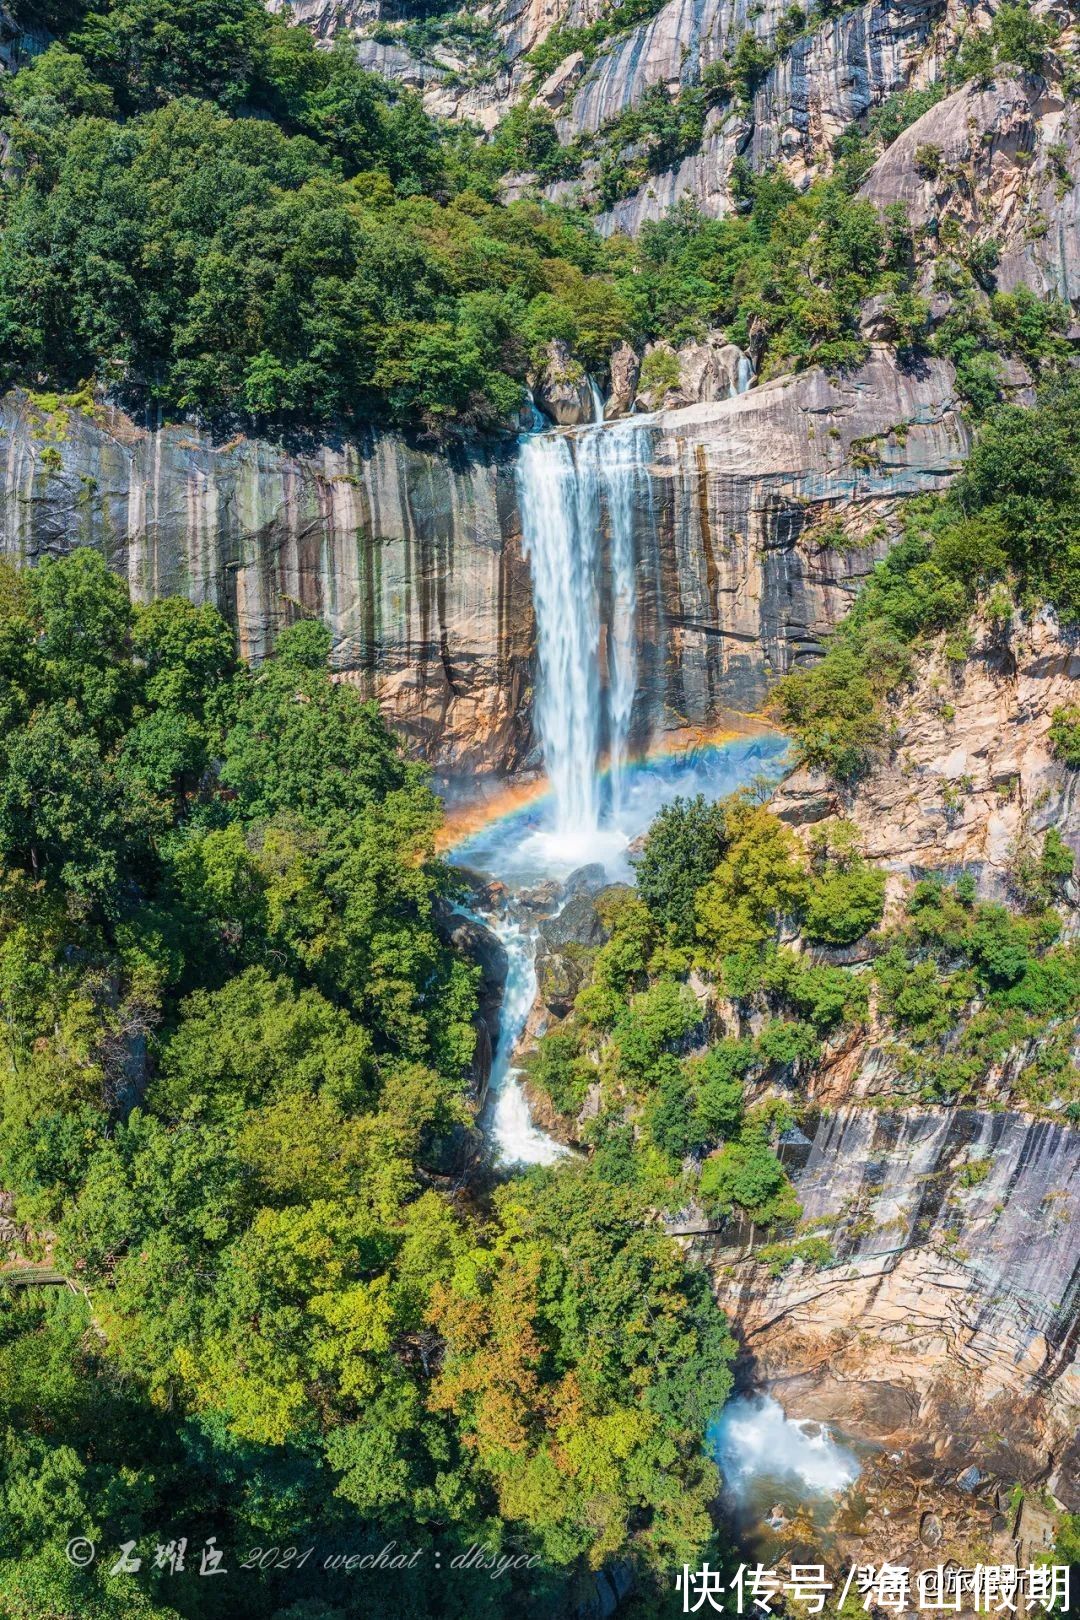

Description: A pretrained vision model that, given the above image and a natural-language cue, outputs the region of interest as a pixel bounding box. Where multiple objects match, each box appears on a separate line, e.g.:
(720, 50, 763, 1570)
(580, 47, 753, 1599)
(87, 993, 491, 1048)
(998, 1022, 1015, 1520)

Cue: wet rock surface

(707, 1101, 1080, 1538)
(437, 908, 509, 1099)
(534, 882, 630, 1019)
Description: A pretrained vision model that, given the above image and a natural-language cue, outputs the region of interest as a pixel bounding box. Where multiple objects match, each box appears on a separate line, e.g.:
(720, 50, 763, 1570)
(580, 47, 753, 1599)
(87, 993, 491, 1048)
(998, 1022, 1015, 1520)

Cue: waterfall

(517, 431, 603, 841)
(709, 1395, 861, 1516)
(589, 423, 639, 815)
(516, 417, 642, 851)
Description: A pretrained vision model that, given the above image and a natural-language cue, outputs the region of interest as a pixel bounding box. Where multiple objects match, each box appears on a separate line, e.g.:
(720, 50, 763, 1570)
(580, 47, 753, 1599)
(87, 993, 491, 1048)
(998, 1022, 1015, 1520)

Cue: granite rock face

(635, 336, 753, 409)
(548, 0, 943, 234)
(858, 72, 1080, 306)
(0, 391, 532, 777)
(716, 606, 1080, 1506)
(712, 1105, 1080, 1502)
(773, 611, 1080, 903)
(615, 348, 967, 737)
(0, 350, 966, 778)
(533, 339, 599, 425)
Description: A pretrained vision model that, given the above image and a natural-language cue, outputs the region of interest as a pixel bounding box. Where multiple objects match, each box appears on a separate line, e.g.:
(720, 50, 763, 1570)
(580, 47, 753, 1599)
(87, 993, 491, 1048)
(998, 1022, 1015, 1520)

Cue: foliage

(803, 842, 886, 946)
(870, 876, 1080, 1103)
(637, 344, 683, 399)
(635, 793, 727, 942)
(699, 1139, 800, 1226)
(773, 377, 1080, 783)
(1049, 704, 1080, 767)
(526, 1027, 593, 1114)
(754, 1235, 834, 1275)
(429, 1161, 736, 1572)
(0, 554, 740, 1609)
(0, 5, 627, 429)
(695, 796, 810, 961)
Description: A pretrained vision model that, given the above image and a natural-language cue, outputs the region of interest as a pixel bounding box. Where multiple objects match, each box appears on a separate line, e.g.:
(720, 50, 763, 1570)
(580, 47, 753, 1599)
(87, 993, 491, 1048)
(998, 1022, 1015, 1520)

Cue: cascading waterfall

(515, 414, 642, 852)
(516, 430, 603, 843)
(590, 423, 640, 816)
(463, 365, 791, 1180)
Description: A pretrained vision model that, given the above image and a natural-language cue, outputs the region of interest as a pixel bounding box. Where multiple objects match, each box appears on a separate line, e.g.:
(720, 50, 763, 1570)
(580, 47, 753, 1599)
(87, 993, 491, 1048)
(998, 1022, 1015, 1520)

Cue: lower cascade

(454, 405, 863, 1541)
(710, 1395, 862, 1501)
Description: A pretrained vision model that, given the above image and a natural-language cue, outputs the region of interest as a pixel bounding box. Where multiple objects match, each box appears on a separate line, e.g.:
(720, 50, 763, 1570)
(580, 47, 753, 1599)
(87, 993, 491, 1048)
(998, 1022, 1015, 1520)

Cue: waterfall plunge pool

(709, 1395, 865, 1546)
(449, 731, 789, 1165)
(447, 403, 864, 1543)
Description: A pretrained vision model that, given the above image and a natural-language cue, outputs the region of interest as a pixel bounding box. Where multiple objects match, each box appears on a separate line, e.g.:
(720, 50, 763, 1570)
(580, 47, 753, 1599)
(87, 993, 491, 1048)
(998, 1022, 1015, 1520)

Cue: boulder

(533, 339, 595, 425)
(538, 889, 612, 951)
(535, 948, 587, 1019)
(564, 862, 608, 896)
(534, 882, 631, 1019)
(859, 292, 899, 341)
(534, 50, 585, 112)
(516, 878, 562, 916)
(635, 335, 753, 410)
(604, 341, 641, 419)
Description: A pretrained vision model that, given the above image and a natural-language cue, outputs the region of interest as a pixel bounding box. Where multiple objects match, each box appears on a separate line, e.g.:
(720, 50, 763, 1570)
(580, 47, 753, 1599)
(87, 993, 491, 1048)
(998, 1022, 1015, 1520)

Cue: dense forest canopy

(0, 0, 1079, 1609)
(0, 552, 738, 1617)
(1, 0, 1069, 431)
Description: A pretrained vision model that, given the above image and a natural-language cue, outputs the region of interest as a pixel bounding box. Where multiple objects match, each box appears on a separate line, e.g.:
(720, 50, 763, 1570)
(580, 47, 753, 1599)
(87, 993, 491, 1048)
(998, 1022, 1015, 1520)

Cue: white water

(515, 415, 643, 858)
(453, 734, 791, 1165)
(470, 398, 795, 1173)
(710, 1395, 861, 1505)
(483, 914, 566, 1166)
(517, 429, 603, 847)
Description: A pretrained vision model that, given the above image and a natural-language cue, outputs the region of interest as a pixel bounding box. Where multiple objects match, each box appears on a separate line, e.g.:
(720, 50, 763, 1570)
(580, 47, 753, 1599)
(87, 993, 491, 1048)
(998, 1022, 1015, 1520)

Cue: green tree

(636, 794, 728, 940)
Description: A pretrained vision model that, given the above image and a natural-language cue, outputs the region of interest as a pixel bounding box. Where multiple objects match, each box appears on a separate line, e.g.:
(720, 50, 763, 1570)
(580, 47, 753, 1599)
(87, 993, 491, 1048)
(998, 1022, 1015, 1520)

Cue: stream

(447, 404, 862, 1544)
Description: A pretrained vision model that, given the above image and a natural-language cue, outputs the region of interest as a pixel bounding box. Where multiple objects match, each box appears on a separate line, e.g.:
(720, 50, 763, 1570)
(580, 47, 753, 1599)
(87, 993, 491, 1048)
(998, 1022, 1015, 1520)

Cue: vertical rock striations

(0, 392, 532, 777)
(560, 0, 943, 234)
(0, 351, 966, 777)
(717, 1104, 1080, 1495)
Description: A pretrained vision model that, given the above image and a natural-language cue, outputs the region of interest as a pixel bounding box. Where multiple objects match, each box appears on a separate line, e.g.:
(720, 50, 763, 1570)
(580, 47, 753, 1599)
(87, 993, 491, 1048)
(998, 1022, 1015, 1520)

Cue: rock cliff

(266, 0, 1080, 269)
(0, 349, 966, 778)
(557, 0, 943, 234)
(774, 611, 1080, 900)
(0, 391, 532, 777)
(706, 612, 1080, 1536)
(714, 1104, 1080, 1517)
(859, 71, 1080, 306)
